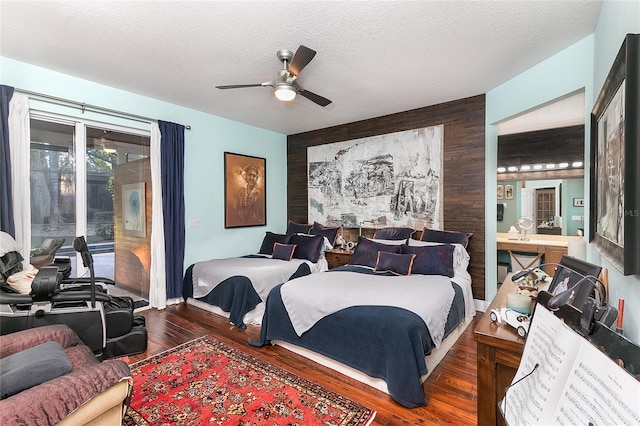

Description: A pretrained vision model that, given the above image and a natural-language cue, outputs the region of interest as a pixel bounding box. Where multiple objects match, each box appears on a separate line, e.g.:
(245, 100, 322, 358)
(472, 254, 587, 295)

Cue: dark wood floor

(130, 303, 480, 425)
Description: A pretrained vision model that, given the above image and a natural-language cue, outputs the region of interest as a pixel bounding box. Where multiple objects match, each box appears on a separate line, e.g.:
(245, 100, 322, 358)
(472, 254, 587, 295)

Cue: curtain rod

(16, 88, 191, 130)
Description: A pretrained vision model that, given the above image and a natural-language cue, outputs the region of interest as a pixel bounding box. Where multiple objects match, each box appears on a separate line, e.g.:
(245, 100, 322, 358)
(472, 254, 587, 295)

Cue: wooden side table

(325, 248, 352, 269)
(474, 276, 526, 426)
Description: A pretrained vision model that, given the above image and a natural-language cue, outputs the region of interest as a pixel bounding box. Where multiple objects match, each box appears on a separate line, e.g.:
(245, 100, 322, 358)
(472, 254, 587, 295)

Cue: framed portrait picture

(122, 182, 146, 238)
(505, 184, 514, 200)
(589, 34, 640, 275)
(224, 152, 266, 228)
(497, 184, 504, 200)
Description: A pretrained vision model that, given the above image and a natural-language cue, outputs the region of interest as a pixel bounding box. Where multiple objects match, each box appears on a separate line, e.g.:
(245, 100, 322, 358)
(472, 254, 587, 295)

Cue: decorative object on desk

(125, 337, 376, 426)
(506, 293, 533, 316)
(507, 225, 519, 240)
(590, 33, 640, 275)
(490, 307, 530, 336)
(515, 268, 550, 298)
(517, 217, 533, 241)
(505, 184, 514, 200)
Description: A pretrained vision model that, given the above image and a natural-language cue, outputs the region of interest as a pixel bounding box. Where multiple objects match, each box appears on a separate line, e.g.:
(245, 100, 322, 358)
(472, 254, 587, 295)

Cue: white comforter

(280, 271, 456, 347)
(192, 256, 326, 300)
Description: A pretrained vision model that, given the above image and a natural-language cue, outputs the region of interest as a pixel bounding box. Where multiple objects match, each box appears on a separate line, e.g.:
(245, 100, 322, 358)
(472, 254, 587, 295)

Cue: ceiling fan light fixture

(275, 84, 296, 102)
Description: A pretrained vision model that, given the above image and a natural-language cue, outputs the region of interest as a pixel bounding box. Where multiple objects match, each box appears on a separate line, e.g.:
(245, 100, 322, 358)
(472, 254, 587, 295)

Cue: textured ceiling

(0, 1, 602, 135)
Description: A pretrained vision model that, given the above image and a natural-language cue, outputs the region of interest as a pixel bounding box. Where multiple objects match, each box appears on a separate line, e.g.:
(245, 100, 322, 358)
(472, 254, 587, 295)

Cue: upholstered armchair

(0, 324, 132, 425)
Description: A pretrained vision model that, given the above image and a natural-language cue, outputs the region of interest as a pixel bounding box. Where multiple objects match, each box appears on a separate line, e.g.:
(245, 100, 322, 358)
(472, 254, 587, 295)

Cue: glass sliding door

(29, 117, 151, 303)
(29, 118, 76, 263)
(85, 126, 150, 302)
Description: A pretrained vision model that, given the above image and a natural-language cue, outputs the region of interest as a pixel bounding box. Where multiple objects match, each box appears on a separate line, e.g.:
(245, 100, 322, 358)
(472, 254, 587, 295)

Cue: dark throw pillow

(350, 236, 402, 268)
(286, 220, 313, 235)
(259, 232, 291, 255)
(373, 227, 415, 240)
(272, 243, 296, 261)
(0, 341, 72, 400)
(289, 234, 325, 263)
(374, 251, 416, 276)
(420, 228, 473, 248)
(401, 243, 455, 277)
(310, 222, 340, 246)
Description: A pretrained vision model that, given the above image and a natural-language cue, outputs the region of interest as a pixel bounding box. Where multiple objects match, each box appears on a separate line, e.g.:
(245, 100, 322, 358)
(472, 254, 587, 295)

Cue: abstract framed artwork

(590, 34, 640, 275)
(122, 182, 146, 238)
(497, 185, 504, 200)
(224, 152, 266, 228)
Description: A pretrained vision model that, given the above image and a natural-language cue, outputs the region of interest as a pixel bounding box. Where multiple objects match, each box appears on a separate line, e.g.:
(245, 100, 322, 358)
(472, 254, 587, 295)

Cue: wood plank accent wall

(114, 158, 151, 298)
(287, 94, 486, 299)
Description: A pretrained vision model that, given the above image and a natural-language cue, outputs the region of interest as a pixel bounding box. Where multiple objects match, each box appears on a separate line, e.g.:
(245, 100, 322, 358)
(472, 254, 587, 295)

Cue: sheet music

(502, 305, 640, 425)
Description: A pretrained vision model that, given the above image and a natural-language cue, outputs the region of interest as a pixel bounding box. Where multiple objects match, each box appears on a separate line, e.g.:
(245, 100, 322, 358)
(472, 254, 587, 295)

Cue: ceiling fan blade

(215, 84, 264, 89)
(299, 89, 332, 107)
(288, 45, 317, 76)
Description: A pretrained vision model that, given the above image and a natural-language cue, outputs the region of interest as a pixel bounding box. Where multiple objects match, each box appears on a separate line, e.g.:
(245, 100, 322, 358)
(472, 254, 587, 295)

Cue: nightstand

(325, 248, 352, 269)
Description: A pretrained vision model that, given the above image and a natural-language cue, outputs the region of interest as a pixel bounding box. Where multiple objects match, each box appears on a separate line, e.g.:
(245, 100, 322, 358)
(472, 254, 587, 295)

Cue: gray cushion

(0, 341, 72, 399)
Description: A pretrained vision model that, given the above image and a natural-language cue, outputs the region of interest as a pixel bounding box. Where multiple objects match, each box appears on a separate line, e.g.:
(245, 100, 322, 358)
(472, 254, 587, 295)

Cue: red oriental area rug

(123, 336, 376, 426)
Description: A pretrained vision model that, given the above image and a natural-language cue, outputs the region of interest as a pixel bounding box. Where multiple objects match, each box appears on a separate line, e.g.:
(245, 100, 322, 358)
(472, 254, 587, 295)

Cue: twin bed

(183, 225, 475, 408)
(183, 228, 330, 328)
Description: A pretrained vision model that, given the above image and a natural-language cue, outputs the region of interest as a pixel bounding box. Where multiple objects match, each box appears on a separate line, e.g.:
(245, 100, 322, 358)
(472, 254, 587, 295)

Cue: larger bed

(183, 230, 329, 328)
(250, 233, 475, 408)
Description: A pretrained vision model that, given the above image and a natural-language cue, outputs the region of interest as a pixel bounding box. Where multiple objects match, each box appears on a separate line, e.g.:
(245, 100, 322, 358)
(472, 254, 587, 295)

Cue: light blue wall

(0, 57, 288, 269)
(486, 0, 640, 342)
(562, 178, 585, 237)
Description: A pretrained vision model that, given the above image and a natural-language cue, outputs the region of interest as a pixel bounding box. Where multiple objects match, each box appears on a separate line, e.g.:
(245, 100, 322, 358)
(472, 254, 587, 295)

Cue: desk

(474, 276, 525, 426)
(497, 233, 583, 275)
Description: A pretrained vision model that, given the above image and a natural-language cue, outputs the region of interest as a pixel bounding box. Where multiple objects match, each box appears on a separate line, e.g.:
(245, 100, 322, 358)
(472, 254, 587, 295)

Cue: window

(535, 188, 556, 228)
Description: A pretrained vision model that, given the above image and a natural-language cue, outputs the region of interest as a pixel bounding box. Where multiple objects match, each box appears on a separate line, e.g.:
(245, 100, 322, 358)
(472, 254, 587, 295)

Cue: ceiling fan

(215, 45, 332, 107)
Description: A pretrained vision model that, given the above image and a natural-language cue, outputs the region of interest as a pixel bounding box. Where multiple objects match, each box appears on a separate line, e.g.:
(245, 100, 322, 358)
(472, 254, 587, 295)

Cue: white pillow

(369, 238, 406, 246)
(0, 232, 22, 257)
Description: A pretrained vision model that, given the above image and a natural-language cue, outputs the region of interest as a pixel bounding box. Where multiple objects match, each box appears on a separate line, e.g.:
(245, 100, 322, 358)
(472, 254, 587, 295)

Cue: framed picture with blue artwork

(122, 182, 146, 238)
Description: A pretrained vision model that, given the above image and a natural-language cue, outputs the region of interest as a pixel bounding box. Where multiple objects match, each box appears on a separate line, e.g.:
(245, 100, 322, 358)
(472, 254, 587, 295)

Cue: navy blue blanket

(182, 256, 312, 329)
(249, 266, 465, 408)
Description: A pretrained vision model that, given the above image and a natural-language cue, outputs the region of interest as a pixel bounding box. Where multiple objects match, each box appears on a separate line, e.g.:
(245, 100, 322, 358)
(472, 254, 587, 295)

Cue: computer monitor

(548, 255, 603, 309)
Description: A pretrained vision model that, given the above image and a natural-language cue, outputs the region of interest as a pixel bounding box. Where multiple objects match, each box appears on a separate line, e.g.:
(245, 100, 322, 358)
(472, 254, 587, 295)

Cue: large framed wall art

(224, 152, 266, 228)
(590, 33, 640, 275)
(307, 126, 443, 229)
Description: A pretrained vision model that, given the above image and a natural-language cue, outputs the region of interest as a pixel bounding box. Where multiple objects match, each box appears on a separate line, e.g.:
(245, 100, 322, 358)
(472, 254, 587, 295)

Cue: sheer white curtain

(149, 122, 167, 309)
(8, 93, 31, 265)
